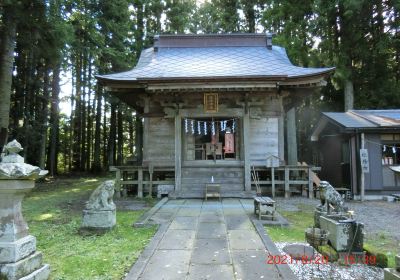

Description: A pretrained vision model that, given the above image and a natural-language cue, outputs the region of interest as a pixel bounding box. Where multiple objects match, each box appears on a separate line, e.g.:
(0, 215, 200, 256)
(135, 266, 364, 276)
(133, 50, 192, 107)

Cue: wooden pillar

(308, 167, 314, 199)
(135, 117, 143, 163)
(284, 167, 290, 198)
(115, 168, 121, 198)
(360, 133, 365, 201)
(174, 112, 182, 194)
(278, 98, 285, 163)
(148, 164, 153, 198)
(142, 97, 150, 162)
(138, 168, 143, 198)
(287, 107, 298, 166)
(271, 167, 275, 197)
(243, 112, 251, 192)
(278, 116, 285, 163)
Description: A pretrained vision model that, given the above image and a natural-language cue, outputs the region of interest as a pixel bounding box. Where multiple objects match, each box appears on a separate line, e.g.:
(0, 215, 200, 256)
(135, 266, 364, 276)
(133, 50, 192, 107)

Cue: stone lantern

(0, 140, 50, 280)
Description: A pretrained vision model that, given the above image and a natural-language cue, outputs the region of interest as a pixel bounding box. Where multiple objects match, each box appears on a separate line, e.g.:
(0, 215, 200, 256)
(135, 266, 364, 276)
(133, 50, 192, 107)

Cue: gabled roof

(97, 34, 334, 85)
(311, 110, 400, 141)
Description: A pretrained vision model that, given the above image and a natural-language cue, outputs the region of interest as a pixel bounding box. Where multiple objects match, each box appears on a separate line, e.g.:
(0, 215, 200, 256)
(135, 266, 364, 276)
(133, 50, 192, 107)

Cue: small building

(311, 110, 400, 198)
(97, 33, 333, 198)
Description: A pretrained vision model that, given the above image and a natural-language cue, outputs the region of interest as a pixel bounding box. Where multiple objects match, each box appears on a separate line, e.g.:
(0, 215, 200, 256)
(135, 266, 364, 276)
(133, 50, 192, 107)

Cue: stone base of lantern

(0, 179, 50, 280)
(0, 252, 50, 280)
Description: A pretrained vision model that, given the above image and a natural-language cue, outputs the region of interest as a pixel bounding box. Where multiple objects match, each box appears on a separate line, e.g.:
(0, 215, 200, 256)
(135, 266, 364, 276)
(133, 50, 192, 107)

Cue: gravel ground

(274, 197, 400, 242)
(275, 242, 384, 280)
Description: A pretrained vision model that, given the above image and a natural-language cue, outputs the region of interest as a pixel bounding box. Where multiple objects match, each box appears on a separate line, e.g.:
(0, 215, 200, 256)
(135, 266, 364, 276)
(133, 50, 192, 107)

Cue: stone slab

(148, 212, 175, 224)
(191, 238, 230, 264)
(81, 209, 116, 229)
(196, 223, 226, 239)
(225, 215, 253, 230)
(384, 268, 400, 280)
(139, 249, 191, 280)
(0, 235, 36, 263)
(158, 230, 196, 250)
(228, 230, 265, 250)
(232, 250, 281, 280)
(199, 213, 225, 223)
(283, 244, 316, 260)
(169, 217, 198, 230)
(222, 208, 246, 216)
(176, 208, 201, 217)
(187, 264, 235, 280)
(0, 251, 43, 280)
(19, 264, 50, 280)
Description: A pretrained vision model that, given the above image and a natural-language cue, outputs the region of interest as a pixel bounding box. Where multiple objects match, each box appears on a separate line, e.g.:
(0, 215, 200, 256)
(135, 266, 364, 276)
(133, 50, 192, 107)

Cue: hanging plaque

(360, 149, 370, 173)
(204, 93, 218, 113)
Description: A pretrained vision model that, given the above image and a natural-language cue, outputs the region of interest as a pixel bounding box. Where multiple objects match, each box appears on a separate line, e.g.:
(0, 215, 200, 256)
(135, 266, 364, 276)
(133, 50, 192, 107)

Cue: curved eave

(96, 67, 335, 89)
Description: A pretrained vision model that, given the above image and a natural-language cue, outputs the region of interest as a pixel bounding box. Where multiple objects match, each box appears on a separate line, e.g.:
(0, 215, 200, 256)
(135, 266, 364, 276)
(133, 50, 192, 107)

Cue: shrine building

(96, 33, 334, 198)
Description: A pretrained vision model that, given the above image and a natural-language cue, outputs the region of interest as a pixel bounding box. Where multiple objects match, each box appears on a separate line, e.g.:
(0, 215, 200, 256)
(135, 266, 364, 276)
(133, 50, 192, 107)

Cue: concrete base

(0, 235, 36, 263)
(384, 268, 400, 280)
(81, 209, 116, 229)
(20, 264, 50, 280)
(0, 251, 43, 280)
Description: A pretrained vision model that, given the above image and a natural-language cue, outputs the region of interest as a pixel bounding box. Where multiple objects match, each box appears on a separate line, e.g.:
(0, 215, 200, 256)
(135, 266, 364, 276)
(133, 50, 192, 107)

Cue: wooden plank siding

(144, 117, 175, 162)
(249, 117, 279, 166)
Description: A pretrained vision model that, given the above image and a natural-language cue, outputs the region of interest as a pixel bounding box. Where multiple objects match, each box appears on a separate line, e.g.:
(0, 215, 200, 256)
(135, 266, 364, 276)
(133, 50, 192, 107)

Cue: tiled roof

(97, 34, 334, 82)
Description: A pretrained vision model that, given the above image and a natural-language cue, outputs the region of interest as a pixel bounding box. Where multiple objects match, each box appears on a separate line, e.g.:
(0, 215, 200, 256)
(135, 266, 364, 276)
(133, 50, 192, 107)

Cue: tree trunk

(108, 102, 117, 167)
(92, 84, 102, 172)
(47, 63, 61, 176)
(344, 79, 354, 111)
(39, 66, 51, 169)
(117, 104, 123, 165)
(0, 5, 17, 152)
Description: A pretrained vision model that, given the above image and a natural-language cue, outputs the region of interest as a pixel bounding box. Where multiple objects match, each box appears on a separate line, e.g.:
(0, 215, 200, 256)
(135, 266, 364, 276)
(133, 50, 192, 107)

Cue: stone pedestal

(0, 180, 50, 280)
(82, 209, 116, 229)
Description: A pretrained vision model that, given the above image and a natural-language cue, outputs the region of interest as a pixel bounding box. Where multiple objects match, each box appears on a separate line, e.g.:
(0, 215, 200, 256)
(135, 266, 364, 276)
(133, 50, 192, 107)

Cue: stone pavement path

(130, 199, 285, 280)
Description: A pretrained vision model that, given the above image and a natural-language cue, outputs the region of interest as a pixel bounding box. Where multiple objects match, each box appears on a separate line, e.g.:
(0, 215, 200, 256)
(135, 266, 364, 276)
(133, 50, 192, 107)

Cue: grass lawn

(23, 177, 157, 280)
(266, 203, 397, 268)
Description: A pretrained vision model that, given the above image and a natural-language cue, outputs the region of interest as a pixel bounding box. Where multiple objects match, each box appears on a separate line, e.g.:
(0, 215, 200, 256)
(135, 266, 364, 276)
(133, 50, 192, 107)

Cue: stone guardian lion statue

(85, 180, 116, 211)
(319, 181, 348, 213)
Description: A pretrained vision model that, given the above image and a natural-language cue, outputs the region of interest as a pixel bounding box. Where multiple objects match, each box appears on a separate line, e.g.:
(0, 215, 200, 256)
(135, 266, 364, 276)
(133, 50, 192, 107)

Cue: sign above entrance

(204, 93, 218, 113)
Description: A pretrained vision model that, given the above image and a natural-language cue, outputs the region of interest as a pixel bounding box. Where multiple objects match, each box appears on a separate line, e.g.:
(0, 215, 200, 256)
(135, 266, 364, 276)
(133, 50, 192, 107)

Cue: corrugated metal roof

(97, 34, 334, 82)
(351, 110, 400, 126)
(322, 110, 400, 129)
(322, 112, 377, 128)
(311, 110, 400, 141)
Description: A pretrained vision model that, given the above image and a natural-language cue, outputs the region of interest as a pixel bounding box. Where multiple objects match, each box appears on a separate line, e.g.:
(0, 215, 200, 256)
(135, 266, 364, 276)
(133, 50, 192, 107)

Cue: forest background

(0, 0, 399, 175)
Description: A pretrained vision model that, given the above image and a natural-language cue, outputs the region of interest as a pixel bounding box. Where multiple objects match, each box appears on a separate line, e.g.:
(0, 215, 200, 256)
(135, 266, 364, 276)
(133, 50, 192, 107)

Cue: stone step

(0, 251, 43, 280)
(178, 190, 255, 199)
(19, 264, 50, 280)
(181, 184, 244, 191)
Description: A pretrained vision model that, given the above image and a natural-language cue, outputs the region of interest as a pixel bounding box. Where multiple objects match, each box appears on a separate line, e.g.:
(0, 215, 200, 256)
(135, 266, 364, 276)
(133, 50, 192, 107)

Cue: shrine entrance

(182, 117, 241, 161)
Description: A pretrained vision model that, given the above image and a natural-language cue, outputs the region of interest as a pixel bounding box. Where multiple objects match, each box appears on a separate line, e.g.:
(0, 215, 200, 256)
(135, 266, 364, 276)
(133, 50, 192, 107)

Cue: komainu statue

(319, 181, 348, 213)
(85, 180, 116, 211)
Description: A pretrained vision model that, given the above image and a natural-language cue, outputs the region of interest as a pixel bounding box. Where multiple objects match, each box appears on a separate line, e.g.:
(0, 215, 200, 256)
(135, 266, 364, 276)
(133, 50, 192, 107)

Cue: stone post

(0, 140, 50, 280)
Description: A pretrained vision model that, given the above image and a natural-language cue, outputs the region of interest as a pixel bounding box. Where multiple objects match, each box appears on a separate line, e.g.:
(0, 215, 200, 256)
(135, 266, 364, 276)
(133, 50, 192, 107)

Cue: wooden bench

(254, 196, 276, 220)
(205, 184, 221, 201)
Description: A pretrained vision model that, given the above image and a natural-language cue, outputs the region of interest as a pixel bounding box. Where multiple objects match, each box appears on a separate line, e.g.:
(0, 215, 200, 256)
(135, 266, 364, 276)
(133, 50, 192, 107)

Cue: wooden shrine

(97, 33, 334, 198)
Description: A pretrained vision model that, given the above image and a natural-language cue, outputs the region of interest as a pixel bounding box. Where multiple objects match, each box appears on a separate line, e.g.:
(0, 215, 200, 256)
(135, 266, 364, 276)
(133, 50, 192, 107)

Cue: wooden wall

(249, 117, 279, 166)
(143, 117, 175, 164)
